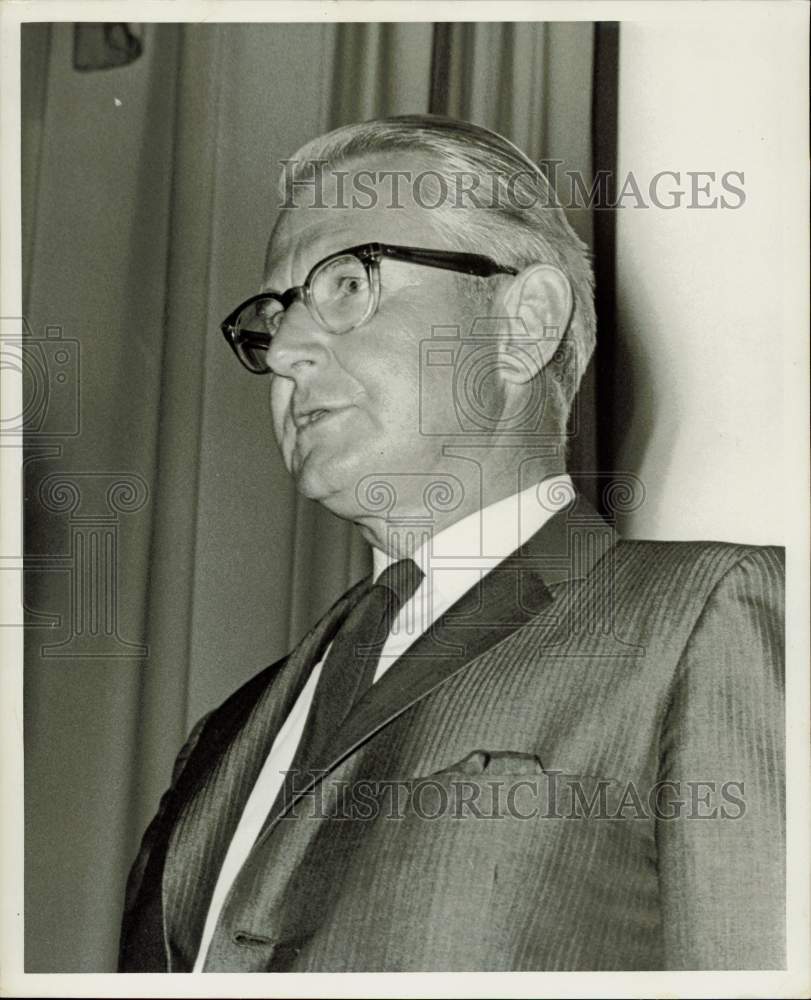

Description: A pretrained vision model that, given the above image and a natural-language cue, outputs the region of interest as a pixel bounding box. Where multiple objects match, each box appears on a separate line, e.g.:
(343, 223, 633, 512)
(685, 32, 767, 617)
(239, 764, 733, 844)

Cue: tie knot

(374, 557, 424, 612)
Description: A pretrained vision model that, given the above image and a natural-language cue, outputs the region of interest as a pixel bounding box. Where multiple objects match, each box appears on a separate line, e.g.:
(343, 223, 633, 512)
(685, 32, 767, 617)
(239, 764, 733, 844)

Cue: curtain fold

(22, 21, 597, 971)
(430, 21, 597, 489)
(23, 22, 182, 971)
(327, 22, 434, 123)
(135, 22, 228, 845)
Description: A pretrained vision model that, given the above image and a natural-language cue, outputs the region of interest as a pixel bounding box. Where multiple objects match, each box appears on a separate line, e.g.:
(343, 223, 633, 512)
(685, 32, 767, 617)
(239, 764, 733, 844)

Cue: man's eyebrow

(264, 230, 357, 291)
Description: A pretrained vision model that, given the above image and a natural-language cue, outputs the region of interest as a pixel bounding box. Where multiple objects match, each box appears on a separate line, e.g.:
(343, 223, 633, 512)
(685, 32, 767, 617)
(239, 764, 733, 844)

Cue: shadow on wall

(611, 277, 667, 535)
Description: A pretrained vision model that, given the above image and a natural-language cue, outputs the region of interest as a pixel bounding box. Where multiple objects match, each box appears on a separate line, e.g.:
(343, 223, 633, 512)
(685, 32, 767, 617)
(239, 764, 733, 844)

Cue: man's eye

(312, 256, 369, 309)
(338, 276, 362, 295)
(258, 305, 284, 332)
(264, 310, 283, 331)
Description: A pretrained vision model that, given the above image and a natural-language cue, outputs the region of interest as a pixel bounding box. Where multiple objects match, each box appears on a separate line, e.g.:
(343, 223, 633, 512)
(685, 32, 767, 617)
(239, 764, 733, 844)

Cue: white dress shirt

(193, 473, 575, 969)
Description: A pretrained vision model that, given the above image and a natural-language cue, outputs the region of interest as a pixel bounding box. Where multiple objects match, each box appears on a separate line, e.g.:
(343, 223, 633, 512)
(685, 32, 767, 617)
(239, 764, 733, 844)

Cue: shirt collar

(371, 473, 575, 583)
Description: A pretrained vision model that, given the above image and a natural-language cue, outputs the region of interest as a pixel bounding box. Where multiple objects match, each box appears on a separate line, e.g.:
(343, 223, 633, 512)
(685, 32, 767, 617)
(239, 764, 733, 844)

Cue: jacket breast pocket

(426, 748, 546, 778)
(399, 749, 556, 828)
(401, 751, 630, 844)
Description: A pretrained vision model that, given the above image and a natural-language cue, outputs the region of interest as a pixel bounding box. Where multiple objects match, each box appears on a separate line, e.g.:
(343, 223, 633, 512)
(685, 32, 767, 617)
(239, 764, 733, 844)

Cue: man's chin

(292, 454, 359, 518)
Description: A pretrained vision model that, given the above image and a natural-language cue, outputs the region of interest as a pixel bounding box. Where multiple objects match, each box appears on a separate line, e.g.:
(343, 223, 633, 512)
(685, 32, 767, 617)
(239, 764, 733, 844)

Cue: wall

(613, 16, 805, 544)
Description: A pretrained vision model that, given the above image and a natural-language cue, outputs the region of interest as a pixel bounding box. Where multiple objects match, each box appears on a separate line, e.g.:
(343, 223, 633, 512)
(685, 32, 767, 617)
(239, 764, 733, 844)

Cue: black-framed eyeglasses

(220, 242, 518, 374)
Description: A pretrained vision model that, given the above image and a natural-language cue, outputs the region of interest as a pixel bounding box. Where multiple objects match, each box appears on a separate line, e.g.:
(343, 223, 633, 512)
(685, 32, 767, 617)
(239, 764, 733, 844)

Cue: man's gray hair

(281, 114, 596, 435)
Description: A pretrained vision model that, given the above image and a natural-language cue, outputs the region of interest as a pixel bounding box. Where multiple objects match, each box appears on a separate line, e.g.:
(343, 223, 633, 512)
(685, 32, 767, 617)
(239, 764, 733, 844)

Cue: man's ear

(497, 264, 574, 384)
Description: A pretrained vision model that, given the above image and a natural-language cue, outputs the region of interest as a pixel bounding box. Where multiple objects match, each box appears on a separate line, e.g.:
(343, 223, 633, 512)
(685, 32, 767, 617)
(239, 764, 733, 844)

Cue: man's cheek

(269, 393, 288, 443)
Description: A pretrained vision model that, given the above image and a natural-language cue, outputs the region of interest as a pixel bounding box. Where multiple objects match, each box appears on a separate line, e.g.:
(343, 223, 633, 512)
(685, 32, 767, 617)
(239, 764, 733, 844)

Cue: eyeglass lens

(308, 254, 372, 333)
(233, 253, 374, 372)
(232, 298, 283, 372)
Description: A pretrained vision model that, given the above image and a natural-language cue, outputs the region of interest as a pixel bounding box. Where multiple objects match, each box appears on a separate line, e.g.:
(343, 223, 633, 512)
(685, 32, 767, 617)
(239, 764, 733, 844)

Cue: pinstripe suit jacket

(119, 497, 785, 972)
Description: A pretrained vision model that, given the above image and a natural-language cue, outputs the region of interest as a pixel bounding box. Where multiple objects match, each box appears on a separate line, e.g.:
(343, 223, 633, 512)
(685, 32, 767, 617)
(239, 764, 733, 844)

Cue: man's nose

(266, 304, 330, 379)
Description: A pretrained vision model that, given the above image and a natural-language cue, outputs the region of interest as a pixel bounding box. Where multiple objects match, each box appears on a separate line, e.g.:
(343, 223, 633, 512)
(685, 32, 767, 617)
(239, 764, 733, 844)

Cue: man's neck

(354, 460, 569, 557)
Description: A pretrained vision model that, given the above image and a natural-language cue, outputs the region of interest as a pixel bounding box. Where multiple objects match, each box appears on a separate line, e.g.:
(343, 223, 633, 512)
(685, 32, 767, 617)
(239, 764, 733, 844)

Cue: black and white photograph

(1, 2, 808, 996)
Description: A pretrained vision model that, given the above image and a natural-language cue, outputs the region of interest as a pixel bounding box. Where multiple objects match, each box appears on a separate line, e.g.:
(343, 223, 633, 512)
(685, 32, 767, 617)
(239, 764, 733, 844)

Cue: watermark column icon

(3, 316, 150, 654)
(36, 473, 149, 658)
(355, 471, 465, 644)
(537, 472, 647, 654)
(355, 472, 465, 559)
(1, 317, 81, 629)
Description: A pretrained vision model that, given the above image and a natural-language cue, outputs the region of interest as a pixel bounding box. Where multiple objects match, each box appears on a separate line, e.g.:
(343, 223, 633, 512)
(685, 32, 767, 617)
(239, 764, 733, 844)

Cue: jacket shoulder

(602, 539, 783, 654)
(613, 538, 783, 586)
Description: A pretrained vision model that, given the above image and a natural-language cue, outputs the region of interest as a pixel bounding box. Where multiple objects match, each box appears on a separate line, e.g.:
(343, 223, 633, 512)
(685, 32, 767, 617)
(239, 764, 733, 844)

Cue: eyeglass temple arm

(376, 245, 518, 278)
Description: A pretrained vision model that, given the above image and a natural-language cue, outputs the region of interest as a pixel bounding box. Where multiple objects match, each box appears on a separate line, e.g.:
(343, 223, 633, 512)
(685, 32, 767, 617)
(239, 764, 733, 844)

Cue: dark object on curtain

(73, 24, 143, 71)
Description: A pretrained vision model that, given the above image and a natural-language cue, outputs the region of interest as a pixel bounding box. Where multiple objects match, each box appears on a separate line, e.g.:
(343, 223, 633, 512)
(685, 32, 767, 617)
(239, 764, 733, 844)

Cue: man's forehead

(264, 153, 452, 279)
(267, 213, 359, 270)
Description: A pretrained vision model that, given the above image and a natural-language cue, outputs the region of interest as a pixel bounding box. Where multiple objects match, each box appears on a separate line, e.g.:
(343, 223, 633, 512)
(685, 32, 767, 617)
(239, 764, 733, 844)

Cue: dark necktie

(270, 557, 424, 820)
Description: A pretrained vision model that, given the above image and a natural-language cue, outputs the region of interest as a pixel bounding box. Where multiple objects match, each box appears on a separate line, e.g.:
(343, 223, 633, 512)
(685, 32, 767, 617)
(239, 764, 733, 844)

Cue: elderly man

(119, 116, 784, 973)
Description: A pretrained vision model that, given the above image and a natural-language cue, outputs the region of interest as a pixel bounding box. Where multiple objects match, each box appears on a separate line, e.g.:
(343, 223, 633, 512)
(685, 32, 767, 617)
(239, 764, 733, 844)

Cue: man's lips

(292, 405, 352, 432)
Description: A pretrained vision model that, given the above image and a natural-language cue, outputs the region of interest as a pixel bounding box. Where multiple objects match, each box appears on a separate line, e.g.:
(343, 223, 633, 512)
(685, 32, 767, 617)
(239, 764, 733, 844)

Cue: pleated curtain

(22, 21, 596, 970)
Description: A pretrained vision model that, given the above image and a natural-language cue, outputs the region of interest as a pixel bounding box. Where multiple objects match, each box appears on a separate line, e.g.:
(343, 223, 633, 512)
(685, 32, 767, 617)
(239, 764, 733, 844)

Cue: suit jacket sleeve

(118, 710, 212, 965)
(657, 546, 785, 969)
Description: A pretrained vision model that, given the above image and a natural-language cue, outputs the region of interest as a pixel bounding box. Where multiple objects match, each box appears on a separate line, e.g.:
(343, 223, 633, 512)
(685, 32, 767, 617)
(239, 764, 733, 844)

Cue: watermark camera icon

(0, 317, 80, 437)
(419, 317, 576, 438)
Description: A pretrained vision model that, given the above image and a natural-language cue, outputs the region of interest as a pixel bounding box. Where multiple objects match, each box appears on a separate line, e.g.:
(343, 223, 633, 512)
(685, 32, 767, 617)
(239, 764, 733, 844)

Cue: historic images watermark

(279, 160, 747, 212)
(335, 311, 646, 657)
(278, 771, 748, 823)
(2, 316, 149, 657)
(0, 318, 80, 439)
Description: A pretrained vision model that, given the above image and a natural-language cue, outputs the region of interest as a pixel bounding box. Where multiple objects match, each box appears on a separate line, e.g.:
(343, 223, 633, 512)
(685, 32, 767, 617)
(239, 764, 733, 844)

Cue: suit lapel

(160, 575, 370, 970)
(256, 492, 617, 838)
